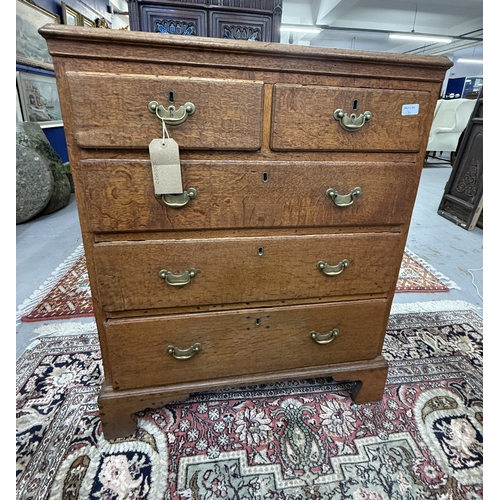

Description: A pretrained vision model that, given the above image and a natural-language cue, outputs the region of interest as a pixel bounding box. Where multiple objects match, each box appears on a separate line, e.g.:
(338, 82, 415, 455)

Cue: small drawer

(105, 299, 388, 390)
(271, 84, 433, 151)
(80, 160, 420, 233)
(93, 232, 402, 312)
(66, 72, 264, 150)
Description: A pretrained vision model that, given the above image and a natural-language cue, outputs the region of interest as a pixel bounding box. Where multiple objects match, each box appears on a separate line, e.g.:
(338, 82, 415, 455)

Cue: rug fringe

(32, 320, 97, 338)
(390, 299, 481, 315)
(404, 247, 461, 290)
(16, 244, 85, 325)
(22, 320, 98, 352)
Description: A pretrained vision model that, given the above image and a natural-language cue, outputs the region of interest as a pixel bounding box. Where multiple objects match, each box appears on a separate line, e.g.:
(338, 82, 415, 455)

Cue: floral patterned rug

(17, 245, 460, 323)
(16, 306, 482, 499)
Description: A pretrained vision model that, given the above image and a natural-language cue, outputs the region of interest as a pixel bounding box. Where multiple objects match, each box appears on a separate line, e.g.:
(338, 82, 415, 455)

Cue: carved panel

(221, 24, 261, 41)
(438, 91, 483, 230)
(128, 0, 282, 41)
(154, 18, 197, 35)
(138, 6, 207, 36)
(211, 12, 272, 41)
(450, 133, 482, 202)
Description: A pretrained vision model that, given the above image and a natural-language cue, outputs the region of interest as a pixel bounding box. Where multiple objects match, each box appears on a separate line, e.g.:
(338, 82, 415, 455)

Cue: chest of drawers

(40, 24, 452, 440)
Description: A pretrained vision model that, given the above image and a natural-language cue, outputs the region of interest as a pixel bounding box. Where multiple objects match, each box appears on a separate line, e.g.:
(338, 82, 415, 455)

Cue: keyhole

(352, 99, 359, 111)
(168, 90, 175, 103)
(258, 247, 264, 256)
(262, 172, 269, 182)
(255, 318, 261, 326)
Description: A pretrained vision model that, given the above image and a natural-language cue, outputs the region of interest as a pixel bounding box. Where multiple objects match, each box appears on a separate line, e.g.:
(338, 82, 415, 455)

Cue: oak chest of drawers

(40, 24, 452, 440)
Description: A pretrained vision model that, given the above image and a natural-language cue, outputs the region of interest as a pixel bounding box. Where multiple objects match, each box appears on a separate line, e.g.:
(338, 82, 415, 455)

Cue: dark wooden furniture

(40, 24, 451, 440)
(127, 0, 282, 41)
(438, 89, 483, 230)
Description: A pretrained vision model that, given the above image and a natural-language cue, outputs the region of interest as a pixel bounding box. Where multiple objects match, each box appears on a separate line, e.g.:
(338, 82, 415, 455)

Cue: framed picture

(16, 88, 24, 122)
(61, 3, 80, 25)
(16, 72, 63, 127)
(83, 16, 96, 27)
(16, 0, 60, 70)
(62, 3, 96, 27)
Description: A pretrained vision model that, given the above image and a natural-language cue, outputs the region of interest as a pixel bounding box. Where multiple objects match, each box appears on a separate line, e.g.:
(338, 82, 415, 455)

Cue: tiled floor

(16, 163, 483, 358)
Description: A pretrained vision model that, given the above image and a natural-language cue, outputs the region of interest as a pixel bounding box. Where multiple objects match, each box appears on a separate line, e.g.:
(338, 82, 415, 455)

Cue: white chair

(426, 98, 476, 154)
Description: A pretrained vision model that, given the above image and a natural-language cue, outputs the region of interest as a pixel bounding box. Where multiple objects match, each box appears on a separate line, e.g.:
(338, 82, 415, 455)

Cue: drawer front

(105, 299, 388, 390)
(81, 160, 420, 232)
(93, 232, 401, 312)
(66, 72, 264, 150)
(271, 84, 433, 151)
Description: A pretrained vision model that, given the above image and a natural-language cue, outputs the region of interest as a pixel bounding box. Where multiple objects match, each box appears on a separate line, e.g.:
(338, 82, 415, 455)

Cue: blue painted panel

(42, 126, 69, 163)
(445, 77, 465, 98)
(33, 0, 110, 24)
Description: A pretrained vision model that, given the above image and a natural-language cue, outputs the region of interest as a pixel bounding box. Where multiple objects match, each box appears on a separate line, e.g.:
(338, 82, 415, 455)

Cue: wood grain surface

(39, 24, 451, 439)
(105, 299, 388, 390)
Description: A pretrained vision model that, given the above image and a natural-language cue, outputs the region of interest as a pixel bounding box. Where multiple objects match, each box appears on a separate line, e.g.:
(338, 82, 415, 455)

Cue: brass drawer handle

(159, 268, 198, 286)
(158, 187, 197, 208)
(326, 187, 362, 207)
(310, 328, 339, 344)
(148, 100, 196, 126)
(317, 259, 349, 276)
(333, 109, 372, 132)
(167, 342, 202, 360)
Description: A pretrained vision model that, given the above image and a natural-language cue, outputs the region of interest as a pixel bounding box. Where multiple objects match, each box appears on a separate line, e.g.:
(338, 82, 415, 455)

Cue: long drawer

(105, 299, 388, 390)
(93, 232, 401, 311)
(81, 160, 420, 232)
(271, 84, 433, 151)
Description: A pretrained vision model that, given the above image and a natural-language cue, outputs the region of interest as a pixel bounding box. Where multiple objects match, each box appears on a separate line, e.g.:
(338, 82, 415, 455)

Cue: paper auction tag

(149, 138, 183, 195)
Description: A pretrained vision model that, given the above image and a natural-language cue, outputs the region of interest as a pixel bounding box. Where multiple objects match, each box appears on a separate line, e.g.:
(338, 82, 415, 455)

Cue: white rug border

(390, 299, 480, 315)
(16, 244, 85, 325)
(403, 247, 461, 290)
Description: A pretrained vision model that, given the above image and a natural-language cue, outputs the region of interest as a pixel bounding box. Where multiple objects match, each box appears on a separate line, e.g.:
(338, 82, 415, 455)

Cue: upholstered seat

(426, 98, 475, 153)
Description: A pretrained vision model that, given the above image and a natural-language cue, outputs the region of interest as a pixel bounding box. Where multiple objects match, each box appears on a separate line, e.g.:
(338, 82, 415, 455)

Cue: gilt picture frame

(61, 3, 80, 25)
(62, 2, 96, 27)
(16, 0, 60, 70)
(16, 71, 63, 128)
(83, 16, 96, 27)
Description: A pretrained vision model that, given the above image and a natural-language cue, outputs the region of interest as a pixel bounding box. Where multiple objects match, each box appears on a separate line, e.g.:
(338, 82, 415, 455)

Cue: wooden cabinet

(127, 0, 282, 42)
(438, 90, 483, 230)
(40, 25, 451, 440)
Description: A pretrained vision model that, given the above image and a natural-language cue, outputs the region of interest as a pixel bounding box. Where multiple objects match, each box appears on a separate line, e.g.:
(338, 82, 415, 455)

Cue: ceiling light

(389, 33, 452, 44)
(280, 26, 322, 34)
(457, 58, 483, 64)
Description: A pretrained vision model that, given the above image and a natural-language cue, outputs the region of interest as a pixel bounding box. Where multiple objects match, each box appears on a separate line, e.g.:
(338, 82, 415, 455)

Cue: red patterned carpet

(17, 246, 460, 323)
(16, 307, 482, 499)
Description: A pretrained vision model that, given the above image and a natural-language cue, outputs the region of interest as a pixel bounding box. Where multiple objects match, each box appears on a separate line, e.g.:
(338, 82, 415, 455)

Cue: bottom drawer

(104, 299, 389, 391)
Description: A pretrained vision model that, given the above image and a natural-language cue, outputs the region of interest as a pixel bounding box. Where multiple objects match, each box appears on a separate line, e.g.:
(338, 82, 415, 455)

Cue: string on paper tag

(149, 120, 183, 195)
(162, 119, 169, 143)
